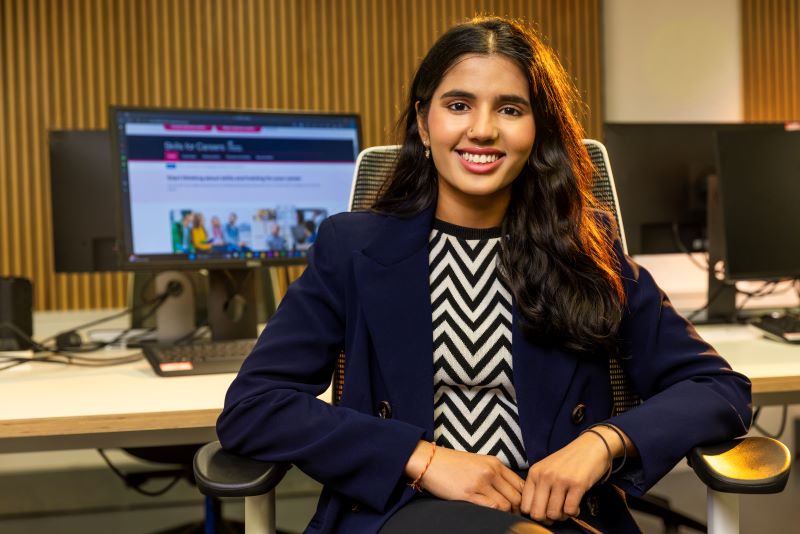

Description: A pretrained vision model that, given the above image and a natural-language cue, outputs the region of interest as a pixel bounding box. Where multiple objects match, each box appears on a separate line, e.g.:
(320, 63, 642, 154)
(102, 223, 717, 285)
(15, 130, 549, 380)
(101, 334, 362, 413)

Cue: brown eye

(499, 106, 522, 116)
(447, 102, 469, 112)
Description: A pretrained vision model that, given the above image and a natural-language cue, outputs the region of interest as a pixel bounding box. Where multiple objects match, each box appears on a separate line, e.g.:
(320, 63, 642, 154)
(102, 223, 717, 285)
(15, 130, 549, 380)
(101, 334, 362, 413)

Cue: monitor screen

(603, 123, 783, 255)
(716, 127, 800, 280)
(49, 130, 118, 272)
(110, 107, 361, 270)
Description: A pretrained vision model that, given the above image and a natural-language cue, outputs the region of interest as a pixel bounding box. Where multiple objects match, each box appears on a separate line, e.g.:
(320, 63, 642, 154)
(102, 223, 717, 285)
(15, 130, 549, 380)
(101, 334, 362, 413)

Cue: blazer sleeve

(216, 217, 426, 512)
(604, 242, 753, 496)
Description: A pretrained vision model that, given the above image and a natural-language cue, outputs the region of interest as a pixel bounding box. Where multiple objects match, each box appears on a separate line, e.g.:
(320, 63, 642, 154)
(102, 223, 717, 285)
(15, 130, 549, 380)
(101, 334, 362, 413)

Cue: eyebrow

(439, 89, 530, 108)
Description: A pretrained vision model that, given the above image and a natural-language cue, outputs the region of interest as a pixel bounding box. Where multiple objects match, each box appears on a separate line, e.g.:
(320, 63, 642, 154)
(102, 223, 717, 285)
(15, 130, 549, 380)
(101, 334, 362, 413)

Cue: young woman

(217, 17, 751, 534)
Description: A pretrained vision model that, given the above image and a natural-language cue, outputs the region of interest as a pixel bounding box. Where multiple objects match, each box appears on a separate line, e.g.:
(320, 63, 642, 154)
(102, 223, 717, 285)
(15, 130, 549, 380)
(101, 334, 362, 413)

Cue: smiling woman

(417, 54, 535, 228)
(217, 15, 752, 534)
(375, 17, 623, 358)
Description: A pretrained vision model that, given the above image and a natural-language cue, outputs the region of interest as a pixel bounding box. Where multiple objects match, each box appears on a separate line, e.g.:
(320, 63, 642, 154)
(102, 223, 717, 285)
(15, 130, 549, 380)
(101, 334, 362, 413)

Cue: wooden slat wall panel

(0, 0, 602, 310)
(742, 0, 800, 120)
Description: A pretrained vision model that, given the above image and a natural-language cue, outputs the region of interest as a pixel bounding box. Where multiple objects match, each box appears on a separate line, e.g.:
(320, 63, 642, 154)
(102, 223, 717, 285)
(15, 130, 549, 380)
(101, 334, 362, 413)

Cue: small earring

(424, 147, 431, 159)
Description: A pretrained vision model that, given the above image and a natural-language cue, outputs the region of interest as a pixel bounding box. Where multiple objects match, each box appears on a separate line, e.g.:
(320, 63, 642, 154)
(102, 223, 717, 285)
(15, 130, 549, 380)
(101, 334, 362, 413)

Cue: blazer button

(571, 403, 586, 425)
(586, 495, 600, 517)
(377, 400, 392, 419)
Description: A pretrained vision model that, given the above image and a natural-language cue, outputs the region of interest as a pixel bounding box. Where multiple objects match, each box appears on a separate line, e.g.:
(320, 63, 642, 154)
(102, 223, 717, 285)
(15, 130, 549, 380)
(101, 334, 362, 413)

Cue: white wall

(603, 0, 743, 122)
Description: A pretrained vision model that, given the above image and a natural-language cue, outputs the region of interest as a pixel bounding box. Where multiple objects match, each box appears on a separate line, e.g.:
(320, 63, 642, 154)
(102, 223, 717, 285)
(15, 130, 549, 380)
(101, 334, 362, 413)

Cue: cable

(37, 281, 180, 348)
(0, 360, 25, 372)
(37, 307, 143, 347)
(221, 268, 253, 296)
(49, 284, 177, 352)
(751, 405, 788, 439)
(172, 322, 210, 345)
(685, 282, 731, 322)
(96, 449, 182, 497)
(0, 322, 143, 369)
(736, 279, 798, 315)
(671, 222, 708, 271)
(0, 350, 143, 368)
(735, 280, 778, 313)
(686, 277, 800, 323)
(0, 281, 186, 372)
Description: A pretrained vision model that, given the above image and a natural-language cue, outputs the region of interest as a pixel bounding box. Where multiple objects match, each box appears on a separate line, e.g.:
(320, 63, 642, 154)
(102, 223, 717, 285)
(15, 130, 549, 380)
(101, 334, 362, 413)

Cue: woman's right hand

(405, 441, 525, 513)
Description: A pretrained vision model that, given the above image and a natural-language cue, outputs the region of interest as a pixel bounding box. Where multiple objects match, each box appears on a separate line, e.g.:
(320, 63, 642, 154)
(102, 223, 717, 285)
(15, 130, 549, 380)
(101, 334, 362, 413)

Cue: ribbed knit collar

(432, 218, 502, 240)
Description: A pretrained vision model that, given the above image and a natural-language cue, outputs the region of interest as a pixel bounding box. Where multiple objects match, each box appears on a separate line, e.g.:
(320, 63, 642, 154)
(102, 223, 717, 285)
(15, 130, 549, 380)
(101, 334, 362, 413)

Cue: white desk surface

(0, 310, 330, 453)
(0, 356, 231, 448)
(1, 311, 799, 453)
(696, 324, 800, 404)
(0, 310, 231, 452)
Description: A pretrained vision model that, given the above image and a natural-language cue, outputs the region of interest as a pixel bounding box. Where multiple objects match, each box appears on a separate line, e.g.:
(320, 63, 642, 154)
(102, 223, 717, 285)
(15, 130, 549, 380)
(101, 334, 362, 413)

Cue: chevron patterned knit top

(429, 219, 528, 471)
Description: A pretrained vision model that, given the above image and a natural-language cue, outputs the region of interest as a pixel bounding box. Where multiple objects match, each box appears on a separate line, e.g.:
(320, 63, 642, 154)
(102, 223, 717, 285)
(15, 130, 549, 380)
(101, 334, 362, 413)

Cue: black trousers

(378, 495, 586, 534)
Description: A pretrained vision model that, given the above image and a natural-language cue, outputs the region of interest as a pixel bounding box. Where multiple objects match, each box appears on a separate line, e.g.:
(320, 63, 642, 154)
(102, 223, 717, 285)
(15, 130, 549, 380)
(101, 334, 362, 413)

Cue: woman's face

(417, 53, 535, 220)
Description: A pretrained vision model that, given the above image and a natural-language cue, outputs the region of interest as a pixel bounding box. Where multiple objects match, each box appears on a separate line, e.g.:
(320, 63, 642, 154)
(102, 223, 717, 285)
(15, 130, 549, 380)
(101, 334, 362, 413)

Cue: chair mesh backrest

(336, 142, 642, 415)
(348, 145, 402, 211)
(583, 139, 642, 415)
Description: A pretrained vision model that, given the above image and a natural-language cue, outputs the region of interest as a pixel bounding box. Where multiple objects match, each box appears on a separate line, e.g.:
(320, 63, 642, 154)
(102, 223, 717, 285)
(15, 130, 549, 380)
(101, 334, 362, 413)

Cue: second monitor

(110, 107, 361, 340)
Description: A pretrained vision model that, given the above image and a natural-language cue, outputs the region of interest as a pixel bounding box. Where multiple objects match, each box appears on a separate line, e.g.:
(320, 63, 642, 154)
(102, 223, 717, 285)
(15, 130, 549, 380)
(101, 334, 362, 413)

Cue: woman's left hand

(519, 431, 612, 523)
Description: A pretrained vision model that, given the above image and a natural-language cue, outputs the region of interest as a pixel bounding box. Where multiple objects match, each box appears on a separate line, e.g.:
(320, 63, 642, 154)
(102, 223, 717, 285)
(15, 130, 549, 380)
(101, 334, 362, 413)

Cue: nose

(467, 108, 498, 142)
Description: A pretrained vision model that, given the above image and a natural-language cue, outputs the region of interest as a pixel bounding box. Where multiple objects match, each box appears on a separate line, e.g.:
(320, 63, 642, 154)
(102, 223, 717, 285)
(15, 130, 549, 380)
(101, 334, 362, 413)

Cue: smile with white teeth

(458, 151, 502, 164)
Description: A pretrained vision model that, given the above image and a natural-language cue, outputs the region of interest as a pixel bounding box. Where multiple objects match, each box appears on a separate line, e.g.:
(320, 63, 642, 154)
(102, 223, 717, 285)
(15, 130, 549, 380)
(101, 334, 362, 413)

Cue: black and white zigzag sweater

(429, 219, 528, 470)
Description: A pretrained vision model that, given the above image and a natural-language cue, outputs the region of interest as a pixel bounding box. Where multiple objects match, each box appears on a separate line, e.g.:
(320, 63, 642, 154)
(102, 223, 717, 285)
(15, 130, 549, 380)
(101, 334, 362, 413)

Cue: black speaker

(0, 277, 33, 350)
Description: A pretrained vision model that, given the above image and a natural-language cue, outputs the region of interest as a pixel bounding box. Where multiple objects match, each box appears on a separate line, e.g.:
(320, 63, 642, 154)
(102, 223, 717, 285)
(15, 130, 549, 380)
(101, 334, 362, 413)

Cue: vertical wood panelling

(743, 0, 800, 121)
(0, 0, 602, 310)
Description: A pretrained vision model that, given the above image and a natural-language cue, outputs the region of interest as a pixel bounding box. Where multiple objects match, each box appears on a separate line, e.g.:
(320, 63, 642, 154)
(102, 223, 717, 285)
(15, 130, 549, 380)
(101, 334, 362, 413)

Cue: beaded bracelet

(581, 428, 613, 483)
(408, 441, 437, 492)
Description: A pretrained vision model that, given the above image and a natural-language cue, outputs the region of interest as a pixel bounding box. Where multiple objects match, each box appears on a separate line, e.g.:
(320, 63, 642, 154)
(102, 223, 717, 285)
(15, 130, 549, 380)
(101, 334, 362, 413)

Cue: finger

(545, 483, 569, 522)
(480, 485, 514, 513)
(471, 492, 501, 510)
(493, 472, 523, 513)
(563, 487, 584, 518)
(531, 476, 551, 523)
(520, 475, 535, 516)
(499, 464, 526, 493)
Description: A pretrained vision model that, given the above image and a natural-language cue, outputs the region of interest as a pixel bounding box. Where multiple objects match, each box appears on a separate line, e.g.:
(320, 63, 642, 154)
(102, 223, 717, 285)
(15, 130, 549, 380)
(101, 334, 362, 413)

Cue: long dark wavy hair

(372, 16, 625, 355)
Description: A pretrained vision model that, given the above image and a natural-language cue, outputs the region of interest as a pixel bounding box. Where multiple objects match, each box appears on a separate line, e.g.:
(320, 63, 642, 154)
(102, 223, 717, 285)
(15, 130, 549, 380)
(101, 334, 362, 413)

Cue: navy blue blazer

(217, 205, 752, 533)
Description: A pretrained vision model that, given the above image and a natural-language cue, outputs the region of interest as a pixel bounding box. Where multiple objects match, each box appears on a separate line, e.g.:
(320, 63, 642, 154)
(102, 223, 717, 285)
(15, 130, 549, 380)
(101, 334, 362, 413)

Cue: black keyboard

(750, 314, 800, 344)
(142, 338, 258, 376)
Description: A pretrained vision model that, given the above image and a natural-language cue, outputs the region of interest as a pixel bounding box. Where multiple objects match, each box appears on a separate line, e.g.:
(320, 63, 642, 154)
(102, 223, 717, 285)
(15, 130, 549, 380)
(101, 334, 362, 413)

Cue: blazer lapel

(511, 306, 579, 462)
(354, 206, 437, 437)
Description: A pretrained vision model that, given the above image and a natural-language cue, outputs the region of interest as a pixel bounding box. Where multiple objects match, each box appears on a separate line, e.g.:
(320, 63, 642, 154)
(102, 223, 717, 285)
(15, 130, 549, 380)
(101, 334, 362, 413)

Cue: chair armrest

(688, 436, 791, 494)
(193, 441, 290, 498)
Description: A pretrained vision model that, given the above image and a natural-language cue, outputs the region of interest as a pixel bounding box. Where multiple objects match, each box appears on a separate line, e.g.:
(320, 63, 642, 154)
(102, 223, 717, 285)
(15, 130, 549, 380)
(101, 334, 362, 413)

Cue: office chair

(194, 141, 791, 534)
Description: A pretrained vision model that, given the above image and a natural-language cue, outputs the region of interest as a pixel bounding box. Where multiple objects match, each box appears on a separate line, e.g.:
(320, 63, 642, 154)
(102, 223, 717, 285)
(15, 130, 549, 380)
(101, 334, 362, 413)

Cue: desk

(0, 310, 233, 453)
(0, 310, 332, 454)
(697, 324, 800, 406)
(0, 356, 231, 453)
(0, 313, 798, 455)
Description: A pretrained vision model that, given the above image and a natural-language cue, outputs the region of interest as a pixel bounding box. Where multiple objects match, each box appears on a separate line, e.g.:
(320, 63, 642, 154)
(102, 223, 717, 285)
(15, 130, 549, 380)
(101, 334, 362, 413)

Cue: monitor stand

(153, 271, 196, 342)
(132, 267, 278, 342)
(705, 174, 737, 323)
(206, 268, 259, 341)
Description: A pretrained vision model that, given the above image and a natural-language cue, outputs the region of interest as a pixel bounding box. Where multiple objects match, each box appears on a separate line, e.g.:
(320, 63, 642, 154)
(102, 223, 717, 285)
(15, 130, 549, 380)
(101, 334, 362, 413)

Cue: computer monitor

(48, 129, 211, 330)
(603, 123, 783, 255)
(110, 107, 361, 340)
(716, 127, 800, 281)
(49, 130, 118, 272)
